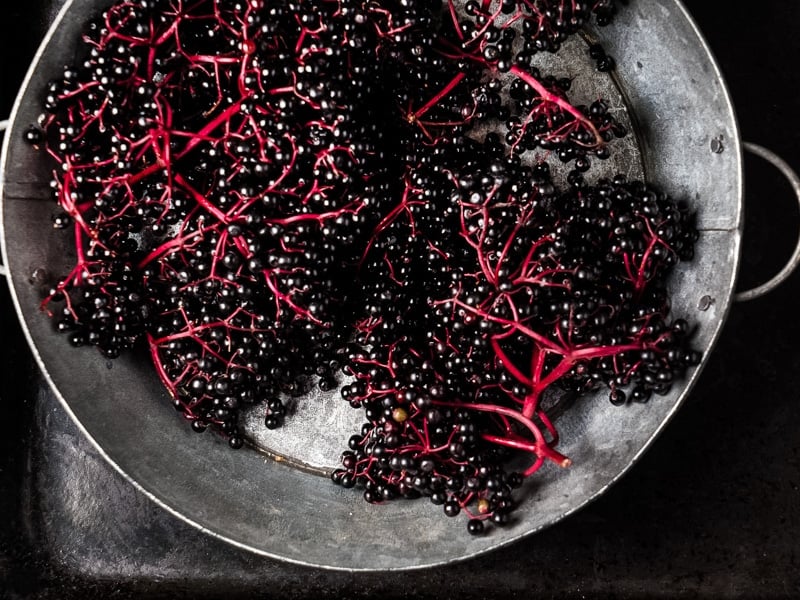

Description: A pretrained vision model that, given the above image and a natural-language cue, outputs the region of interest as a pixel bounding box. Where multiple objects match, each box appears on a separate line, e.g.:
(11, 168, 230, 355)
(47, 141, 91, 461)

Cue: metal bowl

(0, 0, 744, 570)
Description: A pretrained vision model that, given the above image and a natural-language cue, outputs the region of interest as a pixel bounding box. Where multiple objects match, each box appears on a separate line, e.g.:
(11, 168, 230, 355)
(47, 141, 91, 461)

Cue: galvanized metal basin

(0, 0, 743, 570)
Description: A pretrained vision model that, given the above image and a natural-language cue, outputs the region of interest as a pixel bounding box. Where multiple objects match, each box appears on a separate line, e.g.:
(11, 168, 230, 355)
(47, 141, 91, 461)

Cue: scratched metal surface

(1, 0, 741, 571)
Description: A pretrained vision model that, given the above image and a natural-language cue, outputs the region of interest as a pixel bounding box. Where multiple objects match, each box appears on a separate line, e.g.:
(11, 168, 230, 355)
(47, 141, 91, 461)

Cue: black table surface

(2, 2, 800, 598)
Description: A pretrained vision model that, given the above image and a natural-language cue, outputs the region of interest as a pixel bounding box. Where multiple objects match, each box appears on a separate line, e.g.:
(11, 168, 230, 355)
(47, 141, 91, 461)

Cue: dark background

(2, 1, 800, 598)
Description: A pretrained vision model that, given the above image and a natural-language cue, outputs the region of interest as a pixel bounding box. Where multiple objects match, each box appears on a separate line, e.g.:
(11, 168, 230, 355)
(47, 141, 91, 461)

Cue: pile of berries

(27, 0, 699, 533)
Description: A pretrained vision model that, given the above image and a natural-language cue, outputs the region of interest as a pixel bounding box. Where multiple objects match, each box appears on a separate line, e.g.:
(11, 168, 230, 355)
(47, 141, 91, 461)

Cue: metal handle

(734, 142, 800, 302)
(0, 118, 7, 278)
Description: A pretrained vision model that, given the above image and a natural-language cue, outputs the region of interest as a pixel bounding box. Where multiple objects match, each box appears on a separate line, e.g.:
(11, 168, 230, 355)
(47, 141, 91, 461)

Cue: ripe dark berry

(596, 55, 616, 72)
(444, 500, 461, 518)
(467, 519, 485, 535)
(609, 389, 627, 406)
(24, 126, 43, 145)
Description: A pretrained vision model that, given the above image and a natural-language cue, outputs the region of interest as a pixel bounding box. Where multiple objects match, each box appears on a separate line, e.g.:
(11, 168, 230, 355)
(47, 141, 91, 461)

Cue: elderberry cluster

(33, 0, 434, 443)
(334, 145, 700, 533)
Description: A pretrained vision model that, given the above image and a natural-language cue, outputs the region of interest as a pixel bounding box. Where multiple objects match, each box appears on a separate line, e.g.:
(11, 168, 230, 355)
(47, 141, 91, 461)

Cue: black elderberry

(467, 519, 485, 535)
(588, 43, 606, 60)
(491, 511, 510, 526)
(609, 389, 626, 406)
(24, 126, 43, 145)
(444, 500, 461, 517)
(596, 55, 616, 72)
